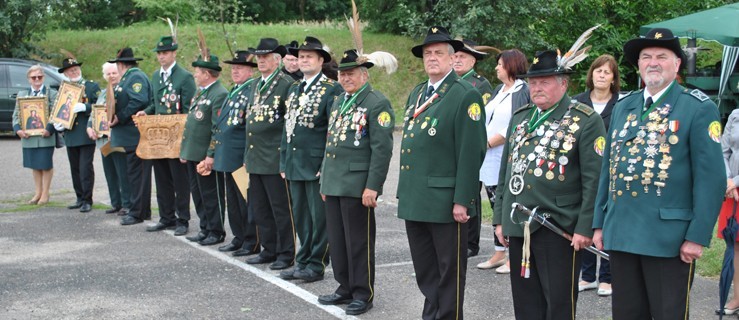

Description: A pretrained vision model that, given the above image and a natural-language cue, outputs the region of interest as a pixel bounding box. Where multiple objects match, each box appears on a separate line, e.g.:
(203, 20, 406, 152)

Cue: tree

(0, 0, 55, 58)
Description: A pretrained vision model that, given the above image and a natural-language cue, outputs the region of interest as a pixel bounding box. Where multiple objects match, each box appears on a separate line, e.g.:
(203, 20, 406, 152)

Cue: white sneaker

(597, 283, 612, 296)
(495, 263, 510, 274)
(578, 281, 598, 292)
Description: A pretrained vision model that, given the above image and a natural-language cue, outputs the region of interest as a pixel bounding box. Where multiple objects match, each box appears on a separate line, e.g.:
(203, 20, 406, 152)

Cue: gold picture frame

(92, 104, 110, 137)
(18, 96, 48, 136)
(50, 81, 85, 129)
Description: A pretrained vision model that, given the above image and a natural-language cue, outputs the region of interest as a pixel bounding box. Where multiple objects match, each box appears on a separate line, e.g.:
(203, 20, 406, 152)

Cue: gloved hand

(73, 103, 86, 113)
(53, 122, 65, 131)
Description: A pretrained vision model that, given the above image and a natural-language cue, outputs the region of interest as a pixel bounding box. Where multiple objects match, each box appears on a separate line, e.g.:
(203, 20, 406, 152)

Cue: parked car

(0, 58, 67, 131)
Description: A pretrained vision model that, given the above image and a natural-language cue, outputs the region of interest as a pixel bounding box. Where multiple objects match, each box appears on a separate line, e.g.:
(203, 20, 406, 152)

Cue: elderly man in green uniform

(136, 36, 196, 236)
(213, 50, 261, 256)
(398, 26, 486, 320)
(593, 28, 725, 320)
(108, 48, 153, 225)
(278, 36, 342, 283)
(316, 48, 395, 315)
(243, 38, 296, 270)
(180, 53, 228, 246)
(54, 57, 100, 213)
(493, 50, 605, 319)
(453, 38, 495, 257)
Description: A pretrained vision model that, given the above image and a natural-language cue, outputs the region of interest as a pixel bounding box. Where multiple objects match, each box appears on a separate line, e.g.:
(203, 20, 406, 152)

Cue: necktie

(259, 79, 265, 90)
(643, 96, 653, 113)
(299, 81, 307, 94)
(161, 71, 166, 82)
(425, 86, 434, 100)
(32, 90, 40, 96)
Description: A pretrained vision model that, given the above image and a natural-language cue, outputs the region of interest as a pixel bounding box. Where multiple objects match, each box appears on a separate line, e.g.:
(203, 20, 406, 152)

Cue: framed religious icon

(17, 97, 48, 136)
(50, 81, 85, 129)
(106, 81, 116, 123)
(92, 105, 110, 137)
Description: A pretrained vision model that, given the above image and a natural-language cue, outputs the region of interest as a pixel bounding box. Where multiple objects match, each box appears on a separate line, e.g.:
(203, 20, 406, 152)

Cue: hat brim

(623, 38, 684, 67)
(411, 39, 464, 58)
(224, 60, 257, 67)
(516, 69, 575, 79)
(58, 62, 83, 73)
(287, 47, 332, 63)
(250, 46, 288, 58)
(152, 45, 178, 53)
(338, 61, 374, 71)
(458, 47, 487, 61)
(192, 61, 222, 72)
(107, 57, 144, 63)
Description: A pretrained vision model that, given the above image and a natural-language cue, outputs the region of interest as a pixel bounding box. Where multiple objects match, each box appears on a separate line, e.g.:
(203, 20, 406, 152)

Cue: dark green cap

(192, 54, 222, 72)
(154, 36, 178, 52)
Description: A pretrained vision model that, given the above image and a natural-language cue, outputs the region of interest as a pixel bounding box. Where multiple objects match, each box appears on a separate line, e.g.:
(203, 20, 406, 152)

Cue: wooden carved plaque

(133, 114, 187, 159)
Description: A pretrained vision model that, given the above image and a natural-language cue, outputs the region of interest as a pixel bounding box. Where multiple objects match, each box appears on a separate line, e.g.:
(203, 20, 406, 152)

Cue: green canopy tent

(641, 3, 739, 109)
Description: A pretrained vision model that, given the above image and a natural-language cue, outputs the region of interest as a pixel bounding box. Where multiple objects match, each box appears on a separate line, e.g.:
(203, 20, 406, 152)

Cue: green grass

(35, 21, 426, 118)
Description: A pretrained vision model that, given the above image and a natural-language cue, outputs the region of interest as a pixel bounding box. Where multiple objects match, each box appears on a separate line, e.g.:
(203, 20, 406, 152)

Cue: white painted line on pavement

(170, 231, 359, 320)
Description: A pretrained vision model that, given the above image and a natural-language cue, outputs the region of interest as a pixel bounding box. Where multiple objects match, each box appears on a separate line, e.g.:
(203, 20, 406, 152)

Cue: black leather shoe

(246, 255, 277, 265)
(120, 216, 143, 226)
(294, 268, 324, 282)
(105, 206, 122, 214)
(317, 293, 353, 305)
(146, 222, 175, 232)
(232, 247, 261, 257)
(199, 234, 225, 246)
(142, 213, 152, 221)
(79, 203, 92, 213)
(173, 226, 188, 236)
(186, 232, 208, 242)
(345, 300, 373, 315)
(279, 268, 299, 280)
(467, 249, 478, 258)
(269, 260, 293, 270)
(67, 201, 83, 209)
(116, 208, 128, 216)
(218, 243, 241, 252)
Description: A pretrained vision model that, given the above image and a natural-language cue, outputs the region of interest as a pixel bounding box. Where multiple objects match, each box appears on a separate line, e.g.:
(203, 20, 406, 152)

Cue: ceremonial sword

(510, 202, 609, 260)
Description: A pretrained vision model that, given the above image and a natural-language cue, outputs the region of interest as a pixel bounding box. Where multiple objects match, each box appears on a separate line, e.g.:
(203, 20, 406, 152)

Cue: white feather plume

(366, 51, 398, 74)
(159, 16, 177, 43)
(557, 24, 600, 70)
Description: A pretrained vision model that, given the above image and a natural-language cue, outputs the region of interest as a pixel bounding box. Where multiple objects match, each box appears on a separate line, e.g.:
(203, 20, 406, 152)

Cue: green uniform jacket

(146, 63, 197, 115)
(493, 96, 606, 238)
(593, 83, 725, 257)
(243, 70, 293, 175)
(180, 80, 228, 162)
(62, 79, 100, 147)
(110, 68, 152, 148)
(280, 73, 342, 181)
(213, 79, 255, 172)
(13, 86, 58, 148)
(320, 84, 395, 198)
(462, 70, 495, 105)
(397, 72, 487, 223)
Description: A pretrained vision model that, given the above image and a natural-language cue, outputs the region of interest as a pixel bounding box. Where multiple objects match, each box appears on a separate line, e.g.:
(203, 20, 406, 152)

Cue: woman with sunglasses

(12, 65, 58, 205)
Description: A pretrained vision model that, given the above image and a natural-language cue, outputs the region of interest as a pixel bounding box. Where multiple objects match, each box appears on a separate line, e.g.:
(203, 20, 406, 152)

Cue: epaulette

(618, 89, 640, 101)
(684, 88, 710, 102)
(572, 101, 595, 116)
(473, 73, 483, 80)
(514, 103, 533, 115)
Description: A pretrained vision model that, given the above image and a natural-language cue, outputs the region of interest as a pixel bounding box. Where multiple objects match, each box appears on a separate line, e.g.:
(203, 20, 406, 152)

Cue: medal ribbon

(461, 69, 475, 80)
(340, 83, 368, 115)
(229, 78, 256, 100)
(526, 98, 562, 133)
(641, 80, 676, 121)
(258, 69, 280, 93)
(413, 92, 439, 118)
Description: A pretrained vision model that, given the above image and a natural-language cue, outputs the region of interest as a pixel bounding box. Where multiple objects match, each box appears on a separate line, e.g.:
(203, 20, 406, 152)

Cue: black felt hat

(338, 49, 374, 71)
(517, 50, 574, 78)
(153, 36, 178, 52)
(623, 28, 685, 67)
(249, 38, 287, 57)
(58, 58, 82, 73)
(107, 47, 144, 63)
(288, 36, 332, 63)
(457, 39, 487, 61)
(285, 40, 299, 56)
(224, 50, 257, 67)
(411, 26, 464, 58)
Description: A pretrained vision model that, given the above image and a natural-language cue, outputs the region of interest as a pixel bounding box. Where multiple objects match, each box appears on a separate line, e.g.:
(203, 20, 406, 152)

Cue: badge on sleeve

(132, 83, 142, 93)
(594, 136, 605, 156)
(468, 103, 481, 121)
(709, 121, 722, 143)
(377, 111, 392, 128)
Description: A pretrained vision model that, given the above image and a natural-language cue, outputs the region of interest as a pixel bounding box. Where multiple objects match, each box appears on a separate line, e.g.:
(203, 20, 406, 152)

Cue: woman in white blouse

(477, 49, 530, 273)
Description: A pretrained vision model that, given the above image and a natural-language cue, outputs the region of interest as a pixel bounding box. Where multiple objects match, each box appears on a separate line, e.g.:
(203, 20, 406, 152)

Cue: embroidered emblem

(132, 83, 142, 93)
(594, 136, 605, 156)
(709, 121, 722, 143)
(467, 103, 481, 121)
(377, 111, 392, 128)
(689, 89, 709, 102)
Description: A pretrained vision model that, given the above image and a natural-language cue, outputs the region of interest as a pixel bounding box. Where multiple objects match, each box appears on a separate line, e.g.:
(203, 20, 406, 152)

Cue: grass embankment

(36, 21, 428, 119)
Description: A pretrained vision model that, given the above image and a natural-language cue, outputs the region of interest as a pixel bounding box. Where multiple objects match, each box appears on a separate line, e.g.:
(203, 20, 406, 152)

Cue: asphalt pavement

(0, 133, 725, 319)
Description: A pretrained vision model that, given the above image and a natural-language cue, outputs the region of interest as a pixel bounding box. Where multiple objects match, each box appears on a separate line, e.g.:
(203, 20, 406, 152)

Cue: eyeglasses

(30, 76, 44, 80)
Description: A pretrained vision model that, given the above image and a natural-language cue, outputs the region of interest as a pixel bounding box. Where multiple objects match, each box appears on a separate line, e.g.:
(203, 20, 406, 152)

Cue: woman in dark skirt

(12, 65, 58, 205)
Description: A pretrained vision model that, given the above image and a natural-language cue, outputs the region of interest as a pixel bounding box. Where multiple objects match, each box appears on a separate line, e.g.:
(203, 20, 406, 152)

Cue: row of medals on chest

(191, 95, 212, 120)
(160, 79, 181, 113)
(512, 112, 580, 182)
(249, 79, 281, 123)
(285, 83, 328, 143)
(328, 105, 367, 147)
(610, 106, 675, 198)
(226, 91, 249, 126)
(402, 103, 439, 137)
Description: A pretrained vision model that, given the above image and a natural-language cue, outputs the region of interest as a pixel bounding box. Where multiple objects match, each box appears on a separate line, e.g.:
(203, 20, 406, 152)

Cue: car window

(8, 64, 61, 90)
